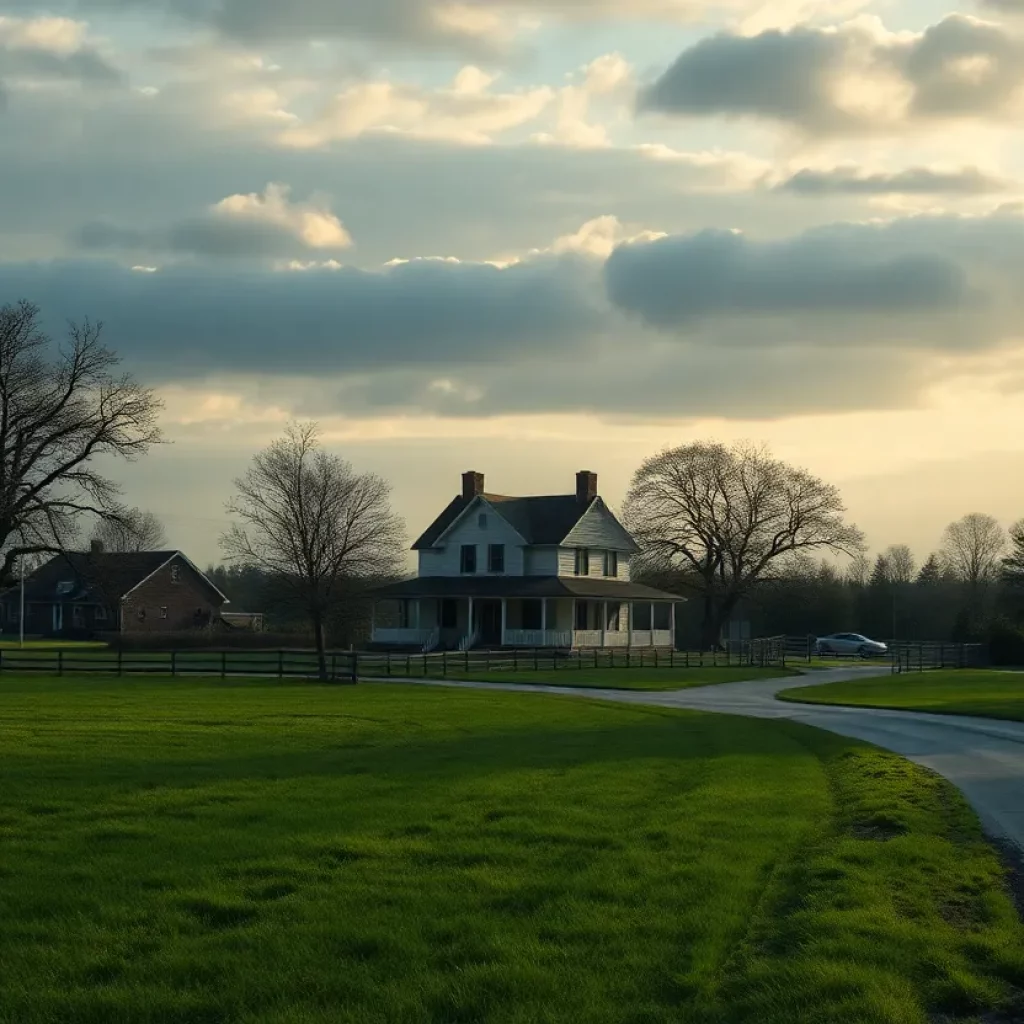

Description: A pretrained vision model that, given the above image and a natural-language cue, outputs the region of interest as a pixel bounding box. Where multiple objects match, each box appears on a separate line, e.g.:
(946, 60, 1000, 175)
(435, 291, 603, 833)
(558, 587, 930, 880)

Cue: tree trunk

(700, 591, 742, 650)
(312, 610, 328, 681)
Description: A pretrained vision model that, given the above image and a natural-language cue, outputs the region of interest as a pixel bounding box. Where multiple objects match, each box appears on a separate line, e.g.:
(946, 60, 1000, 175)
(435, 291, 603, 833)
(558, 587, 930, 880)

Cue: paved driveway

(381, 667, 1024, 851)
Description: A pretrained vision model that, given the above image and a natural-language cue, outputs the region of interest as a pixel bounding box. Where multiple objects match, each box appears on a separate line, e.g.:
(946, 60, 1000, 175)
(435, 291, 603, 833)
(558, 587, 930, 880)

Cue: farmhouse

(371, 470, 683, 651)
(0, 543, 228, 639)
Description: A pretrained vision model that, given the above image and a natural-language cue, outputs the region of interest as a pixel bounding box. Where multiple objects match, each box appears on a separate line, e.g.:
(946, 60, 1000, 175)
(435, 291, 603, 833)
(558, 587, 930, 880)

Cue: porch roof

(369, 576, 684, 602)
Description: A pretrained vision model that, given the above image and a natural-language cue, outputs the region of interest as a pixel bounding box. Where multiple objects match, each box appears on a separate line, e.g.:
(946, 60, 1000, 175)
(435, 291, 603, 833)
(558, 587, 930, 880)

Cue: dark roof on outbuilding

(412, 493, 596, 550)
(369, 575, 684, 602)
(4, 551, 226, 605)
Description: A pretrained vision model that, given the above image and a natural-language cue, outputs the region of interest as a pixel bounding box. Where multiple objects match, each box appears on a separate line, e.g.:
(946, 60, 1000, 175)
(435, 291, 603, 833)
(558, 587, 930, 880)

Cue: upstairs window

(604, 551, 619, 577)
(574, 548, 590, 576)
(460, 545, 477, 574)
(488, 544, 505, 573)
(478, 513, 488, 529)
(56, 581, 74, 595)
(170, 564, 181, 584)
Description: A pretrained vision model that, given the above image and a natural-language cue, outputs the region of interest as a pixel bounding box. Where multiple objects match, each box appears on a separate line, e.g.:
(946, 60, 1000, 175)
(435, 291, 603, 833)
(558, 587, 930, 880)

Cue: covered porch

(369, 578, 681, 651)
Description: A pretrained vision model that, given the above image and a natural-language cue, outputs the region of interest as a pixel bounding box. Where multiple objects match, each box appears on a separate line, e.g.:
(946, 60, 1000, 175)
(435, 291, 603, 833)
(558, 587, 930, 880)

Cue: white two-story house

(370, 470, 683, 651)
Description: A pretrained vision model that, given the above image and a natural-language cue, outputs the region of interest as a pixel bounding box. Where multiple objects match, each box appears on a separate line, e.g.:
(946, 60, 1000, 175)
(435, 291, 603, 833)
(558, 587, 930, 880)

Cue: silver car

(815, 632, 888, 658)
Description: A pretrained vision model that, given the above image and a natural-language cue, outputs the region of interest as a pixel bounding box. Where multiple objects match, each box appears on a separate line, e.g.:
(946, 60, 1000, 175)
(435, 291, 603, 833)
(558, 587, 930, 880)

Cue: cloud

(5, 212, 1024, 424)
(0, 0, 794, 53)
(77, 183, 353, 259)
(0, 16, 120, 88)
(604, 226, 972, 331)
(639, 14, 1024, 135)
(777, 165, 1013, 195)
(277, 67, 554, 147)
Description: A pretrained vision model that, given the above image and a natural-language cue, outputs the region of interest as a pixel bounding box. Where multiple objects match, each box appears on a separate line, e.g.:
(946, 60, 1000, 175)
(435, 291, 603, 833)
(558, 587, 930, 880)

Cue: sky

(4, 0, 1024, 569)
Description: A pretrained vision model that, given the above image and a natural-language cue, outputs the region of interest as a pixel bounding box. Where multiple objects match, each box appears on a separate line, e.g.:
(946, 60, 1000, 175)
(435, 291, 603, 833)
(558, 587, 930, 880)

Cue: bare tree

(1001, 519, 1024, 588)
(91, 508, 167, 552)
(939, 513, 1006, 598)
(845, 553, 871, 587)
(0, 301, 163, 586)
(882, 544, 916, 584)
(624, 441, 863, 648)
(222, 423, 405, 679)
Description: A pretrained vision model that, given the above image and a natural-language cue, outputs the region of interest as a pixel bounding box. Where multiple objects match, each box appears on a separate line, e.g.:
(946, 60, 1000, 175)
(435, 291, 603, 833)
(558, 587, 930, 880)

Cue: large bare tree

(939, 513, 1006, 598)
(0, 301, 163, 586)
(624, 442, 863, 647)
(882, 544, 916, 584)
(90, 508, 168, 552)
(222, 423, 405, 679)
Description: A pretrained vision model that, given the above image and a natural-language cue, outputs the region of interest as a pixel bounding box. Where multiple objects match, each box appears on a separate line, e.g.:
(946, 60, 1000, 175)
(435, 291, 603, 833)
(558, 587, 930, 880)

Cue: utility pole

(19, 554, 25, 648)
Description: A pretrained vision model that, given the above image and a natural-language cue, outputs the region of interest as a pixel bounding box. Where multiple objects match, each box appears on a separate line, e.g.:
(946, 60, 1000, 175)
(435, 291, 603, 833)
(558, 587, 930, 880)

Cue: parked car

(814, 633, 888, 658)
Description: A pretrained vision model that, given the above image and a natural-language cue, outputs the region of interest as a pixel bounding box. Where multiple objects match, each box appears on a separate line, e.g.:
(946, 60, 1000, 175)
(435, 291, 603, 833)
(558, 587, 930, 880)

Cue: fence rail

(0, 638, 790, 681)
(778, 635, 986, 672)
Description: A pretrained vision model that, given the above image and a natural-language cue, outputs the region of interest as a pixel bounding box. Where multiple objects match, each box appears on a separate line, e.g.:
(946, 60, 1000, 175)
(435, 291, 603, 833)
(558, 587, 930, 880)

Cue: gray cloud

(639, 15, 1024, 135)
(778, 166, 1012, 196)
(604, 227, 971, 327)
(0, 44, 120, 84)
(4, 212, 1024, 422)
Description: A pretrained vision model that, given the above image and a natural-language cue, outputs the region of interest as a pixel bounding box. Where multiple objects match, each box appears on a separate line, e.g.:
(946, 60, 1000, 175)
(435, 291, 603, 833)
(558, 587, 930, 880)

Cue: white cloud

(0, 15, 120, 88)
(77, 183, 353, 259)
(277, 67, 554, 147)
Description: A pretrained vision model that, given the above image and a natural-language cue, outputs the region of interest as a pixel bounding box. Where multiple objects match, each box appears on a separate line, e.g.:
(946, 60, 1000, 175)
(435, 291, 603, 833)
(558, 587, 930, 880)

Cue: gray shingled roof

(7, 551, 224, 605)
(412, 493, 594, 550)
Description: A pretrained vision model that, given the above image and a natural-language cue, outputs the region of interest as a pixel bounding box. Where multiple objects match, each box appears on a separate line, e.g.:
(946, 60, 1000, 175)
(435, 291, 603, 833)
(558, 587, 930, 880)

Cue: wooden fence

(0, 637, 789, 681)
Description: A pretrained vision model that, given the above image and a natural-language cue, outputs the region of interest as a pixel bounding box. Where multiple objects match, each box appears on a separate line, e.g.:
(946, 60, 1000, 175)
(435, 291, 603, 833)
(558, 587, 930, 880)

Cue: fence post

(422, 655, 428, 678)
(221, 651, 227, 679)
(0, 649, 3, 675)
(171, 650, 177, 678)
(654, 648, 659, 669)
(118, 648, 123, 676)
(594, 648, 598, 670)
(442, 650, 447, 677)
(534, 647, 539, 671)
(279, 650, 284, 679)
(464, 647, 469, 673)
(350, 652, 358, 684)
(58, 650, 63, 677)
(331, 652, 337, 681)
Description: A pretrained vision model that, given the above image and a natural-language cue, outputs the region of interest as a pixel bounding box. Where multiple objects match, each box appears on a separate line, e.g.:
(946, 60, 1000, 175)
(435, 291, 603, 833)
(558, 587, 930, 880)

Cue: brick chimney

(90, 539, 104, 555)
(576, 470, 597, 504)
(462, 471, 485, 500)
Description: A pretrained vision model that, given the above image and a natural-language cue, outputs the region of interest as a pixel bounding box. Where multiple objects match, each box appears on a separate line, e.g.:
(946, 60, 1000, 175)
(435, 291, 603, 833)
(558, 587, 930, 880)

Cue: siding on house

(561, 499, 637, 554)
(555, 547, 632, 581)
(524, 547, 559, 575)
(119, 555, 223, 633)
(416, 500, 526, 578)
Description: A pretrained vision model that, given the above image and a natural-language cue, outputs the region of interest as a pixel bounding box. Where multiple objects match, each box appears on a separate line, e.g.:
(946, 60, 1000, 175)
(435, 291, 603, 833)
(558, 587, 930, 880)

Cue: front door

(574, 600, 588, 630)
(477, 600, 502, 646)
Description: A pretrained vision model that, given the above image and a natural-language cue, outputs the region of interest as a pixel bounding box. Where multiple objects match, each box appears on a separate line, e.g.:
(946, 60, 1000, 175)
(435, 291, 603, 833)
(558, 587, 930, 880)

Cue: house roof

(5, 551, 227, 605)
(413, 493, 600, 550)
(369, 575, 684, 602)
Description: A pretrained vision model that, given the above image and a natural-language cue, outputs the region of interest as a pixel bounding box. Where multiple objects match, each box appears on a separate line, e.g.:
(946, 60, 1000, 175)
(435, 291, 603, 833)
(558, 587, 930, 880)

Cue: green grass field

(780, 669, 1024, 723)
(2, 675, 1022, 1023)
(418, 666, 796, 690)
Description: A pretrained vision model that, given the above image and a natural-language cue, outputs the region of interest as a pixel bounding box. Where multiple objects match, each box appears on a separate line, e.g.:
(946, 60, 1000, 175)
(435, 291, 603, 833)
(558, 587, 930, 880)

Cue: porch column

(370, 602, 376, 640)
(650, 603, 655, 646)
(669, 602, 676, 650)
(414, 599, 421, 630)
(601, 600, 608, 648)
(500, 598, 507, 644)
(627, 603, 633, 648)
(468, 596, 475, 637)
(541, 597, 547, 635)
(572, 599, 577, 648)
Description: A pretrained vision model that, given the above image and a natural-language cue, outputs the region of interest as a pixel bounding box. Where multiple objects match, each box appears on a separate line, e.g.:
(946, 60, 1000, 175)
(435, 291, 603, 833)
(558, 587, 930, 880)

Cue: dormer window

(604, 551, 618, 577)
(574, 549, 590, 576)
(170, 564, 180, 584)
(56, 581, 74, 596)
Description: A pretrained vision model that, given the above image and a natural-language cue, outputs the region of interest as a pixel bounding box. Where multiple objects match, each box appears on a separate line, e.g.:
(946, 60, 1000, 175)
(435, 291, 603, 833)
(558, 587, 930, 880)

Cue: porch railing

(502, 629, 573, 648)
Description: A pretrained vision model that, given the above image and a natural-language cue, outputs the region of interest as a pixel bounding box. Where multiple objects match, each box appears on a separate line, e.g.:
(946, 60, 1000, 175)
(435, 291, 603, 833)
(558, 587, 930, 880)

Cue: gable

(430, 496, 528, 549)
(561, 498, 639, 553)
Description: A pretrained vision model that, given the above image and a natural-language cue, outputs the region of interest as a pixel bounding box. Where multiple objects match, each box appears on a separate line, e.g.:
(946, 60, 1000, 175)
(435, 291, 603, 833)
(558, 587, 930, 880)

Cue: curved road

(385, 667, 1024, 851)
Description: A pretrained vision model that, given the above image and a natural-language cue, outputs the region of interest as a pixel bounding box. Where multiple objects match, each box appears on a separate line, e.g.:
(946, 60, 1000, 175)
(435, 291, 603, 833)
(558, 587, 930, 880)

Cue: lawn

(1, 675, 1022, 1024)
(779, 669, 1024, 723)
(418, 666, 797, 690)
